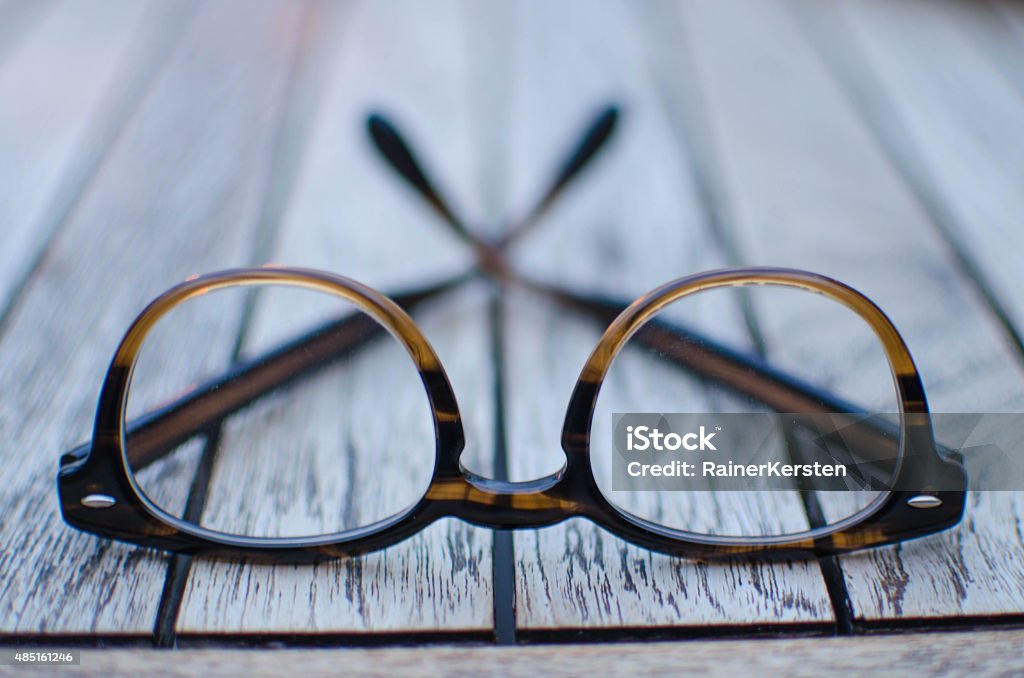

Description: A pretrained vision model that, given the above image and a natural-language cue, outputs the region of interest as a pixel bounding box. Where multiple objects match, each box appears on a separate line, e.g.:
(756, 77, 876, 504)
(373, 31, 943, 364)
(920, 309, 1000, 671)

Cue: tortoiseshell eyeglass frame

(58, 104, 966, 562)
(58, 265, 966, 563)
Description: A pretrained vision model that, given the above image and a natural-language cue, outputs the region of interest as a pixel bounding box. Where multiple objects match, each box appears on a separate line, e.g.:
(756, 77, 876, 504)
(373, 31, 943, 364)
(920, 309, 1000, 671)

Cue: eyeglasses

(57, 106, 966, 562)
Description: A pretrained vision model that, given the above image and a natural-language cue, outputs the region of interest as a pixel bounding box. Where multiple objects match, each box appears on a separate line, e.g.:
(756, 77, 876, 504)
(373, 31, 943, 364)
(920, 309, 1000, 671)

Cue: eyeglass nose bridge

(421, 457, 600, 530)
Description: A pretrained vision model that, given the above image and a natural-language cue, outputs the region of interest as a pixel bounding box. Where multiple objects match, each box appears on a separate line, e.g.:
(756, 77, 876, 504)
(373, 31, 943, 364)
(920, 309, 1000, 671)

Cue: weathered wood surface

(175, 0, 494, 635)
(651, 0, 1024, 621)
(1001, 1, 1024, 42)
(499, 0, 832, 629)
(177, 293, 496, 634)
(0, 0, 183, 319)
(0, 0, 1022, 645)
(828, 0, 1024, 353)
(789, 0, 1024, 620)
(9, 628, 1023, 677)
(0, 0, 305, 634)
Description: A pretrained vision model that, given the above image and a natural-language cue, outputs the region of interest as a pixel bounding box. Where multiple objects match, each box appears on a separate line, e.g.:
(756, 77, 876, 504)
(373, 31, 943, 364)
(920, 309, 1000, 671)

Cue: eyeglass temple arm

(366, 106, 620, 252)
(366, 114, 479, 247)
(362, 109, 892, 438)
(360, 108, 952, 485)
(496, 106, 619, 248)
(363, 105, 854, 415)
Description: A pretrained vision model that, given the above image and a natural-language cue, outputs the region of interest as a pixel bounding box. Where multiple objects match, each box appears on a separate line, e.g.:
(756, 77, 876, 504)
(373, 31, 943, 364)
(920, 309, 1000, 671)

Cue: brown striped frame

(57, 265, 966, 562)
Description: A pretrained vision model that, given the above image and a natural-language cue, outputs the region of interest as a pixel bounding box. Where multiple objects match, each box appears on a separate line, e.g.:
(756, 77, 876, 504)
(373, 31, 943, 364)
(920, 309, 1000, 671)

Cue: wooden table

(1, 0, 1023, 669)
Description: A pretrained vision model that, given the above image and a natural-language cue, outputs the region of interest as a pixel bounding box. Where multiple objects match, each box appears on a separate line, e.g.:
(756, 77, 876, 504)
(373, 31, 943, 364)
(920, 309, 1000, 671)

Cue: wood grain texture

(507, 298, 832, 629)
(0, 0, 305, 634)
(0, 1, 56, 68)
(498, 0, 833, 630)
(995, 0, 1024, 48)
(655, 0, 1024, 621)
(813, 0, 1024, 350)
(1, 0, 1022, 641)
(175, 0, 495, 635)
(177, 291, 496, 634)
(0, 0, 173, 315)
(31, 629, 1024, 677)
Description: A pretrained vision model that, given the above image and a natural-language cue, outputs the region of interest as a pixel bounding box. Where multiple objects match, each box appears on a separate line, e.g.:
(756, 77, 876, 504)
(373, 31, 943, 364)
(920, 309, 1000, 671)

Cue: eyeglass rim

(57, 266, 966, 562)
(561, 267, 966, 553)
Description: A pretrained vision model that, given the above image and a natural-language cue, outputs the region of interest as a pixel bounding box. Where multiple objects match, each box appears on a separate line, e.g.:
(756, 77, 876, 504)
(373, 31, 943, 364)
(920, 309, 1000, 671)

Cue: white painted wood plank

(665, 0, 1024, 620)
(499, 0, 833, 629)
(835, 0, 1024, 347)
(177, 290, 496, 634)
(930, 0, 1024, 102)
(176, 0, 495, 634)
(0, 0, 56, 67)
(995, 0, 1024, 46)
(0, 0, 159, 313)
(794, 0, 1024, 620)
(0, 0, 305, 634)
(507, 297, 834, 629)
(60, 629, 1024, 676)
